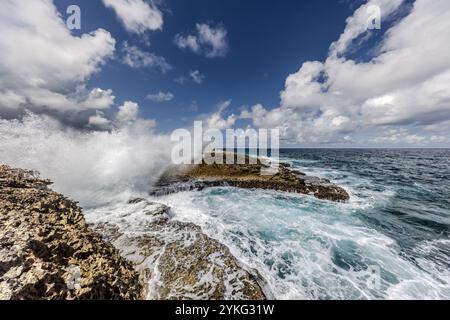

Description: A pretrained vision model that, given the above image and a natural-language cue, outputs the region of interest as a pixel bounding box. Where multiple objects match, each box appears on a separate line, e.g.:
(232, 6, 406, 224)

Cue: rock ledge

(0, 165, 142, 300)
(155, 155, 350, 202)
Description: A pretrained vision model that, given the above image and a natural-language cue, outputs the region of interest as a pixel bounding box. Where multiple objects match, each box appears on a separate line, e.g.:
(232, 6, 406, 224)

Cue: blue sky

(53, 0, 355, 131)
(1, 0, 450, 147)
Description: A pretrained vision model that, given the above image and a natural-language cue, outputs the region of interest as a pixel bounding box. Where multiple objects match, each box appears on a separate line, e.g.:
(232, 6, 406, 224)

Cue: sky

(0, 0, 450, 148)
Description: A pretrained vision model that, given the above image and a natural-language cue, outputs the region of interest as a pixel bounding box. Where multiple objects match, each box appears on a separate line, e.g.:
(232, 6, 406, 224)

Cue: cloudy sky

(0, 0, 449, 147)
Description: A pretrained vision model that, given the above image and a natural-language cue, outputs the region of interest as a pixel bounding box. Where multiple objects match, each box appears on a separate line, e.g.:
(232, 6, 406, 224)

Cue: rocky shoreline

(87, 198, 267, 300)
(155, 156, 350, 203)
(0, 165, 142, 299)
(0, 165, 266, 300)
(0, 159, 349, 300)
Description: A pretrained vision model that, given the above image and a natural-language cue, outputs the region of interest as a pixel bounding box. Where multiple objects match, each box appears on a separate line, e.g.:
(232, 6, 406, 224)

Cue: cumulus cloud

(84, 88, 116, 110)
(146, 91, 174, 102)
(370, 128, 427, 145)
(116, 101, 156, 129)
(206, 100, 237, 130)
(88, 111, 111, 129)
(239, 0, 450, 145)
(88, 101, 156, 130)
(0, 0, 116, 120)
(190, 70, 205, 84)
(121, 42, 171, 73)
(102, 0, 163, 34)
(329, 0, 404, 57)
(116, 101, 139, 123)
(175, 23, 228, 58)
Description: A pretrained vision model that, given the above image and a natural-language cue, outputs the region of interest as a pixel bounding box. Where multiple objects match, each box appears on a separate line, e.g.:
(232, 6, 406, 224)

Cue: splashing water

(0, 113, 172, 207)
(155, 149, 450, 299)
(1, 118, 449, 300)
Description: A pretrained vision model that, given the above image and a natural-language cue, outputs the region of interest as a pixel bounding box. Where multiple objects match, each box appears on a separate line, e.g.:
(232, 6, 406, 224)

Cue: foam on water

(84, 200, 264, 300)
(0, 114, 172, 207)
(85, 149, 450, 300)
(153, 150, 450, 299)
(1, 117, 448, 300)
(156, 186, 449, 299)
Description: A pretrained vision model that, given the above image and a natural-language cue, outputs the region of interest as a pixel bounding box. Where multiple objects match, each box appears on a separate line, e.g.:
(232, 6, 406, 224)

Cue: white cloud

(370, 128, 427, 145)
(116, 101, 139, 124)
(146, 91, 174, 102)
(84, 88, 116, 110)
(89, 111, 111, 129)
(0, 0, 116, 116)
(329, 0, 404, 57)
(174, 76, 187, 85)
(175, 71, 205, 85)
(430, 135, 450, 143)
(175, 23, 228, 58)
(240, 0, 450, 145)
(174, 35, 200, 53)
(424, 120, 450, 133)
(102, 0, 163, 34)
(122, 42, 171, 73)
(115, 101, 156, 129)
(190, 70, 205, 84)
(206, 100, 237, 130)
(88, 101, 157, 130)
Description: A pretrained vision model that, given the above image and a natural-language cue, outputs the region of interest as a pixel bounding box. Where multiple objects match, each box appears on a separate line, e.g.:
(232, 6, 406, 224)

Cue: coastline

(0, 160, 352, 300)
(0, 165, 266, 300)
(0, 165, 142, 299)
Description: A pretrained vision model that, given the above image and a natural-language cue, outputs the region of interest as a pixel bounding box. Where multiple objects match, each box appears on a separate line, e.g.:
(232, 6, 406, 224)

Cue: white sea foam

(156, 186, 450, 300)
(0, 113, 172, 207)
(2, 117, 448, 299)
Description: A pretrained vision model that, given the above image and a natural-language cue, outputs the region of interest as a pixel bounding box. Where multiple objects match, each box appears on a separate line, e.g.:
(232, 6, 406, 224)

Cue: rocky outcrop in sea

(154, 156, 350, 202)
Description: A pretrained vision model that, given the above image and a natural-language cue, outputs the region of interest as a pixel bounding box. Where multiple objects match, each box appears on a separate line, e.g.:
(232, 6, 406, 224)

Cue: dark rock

(154, 156, 350, 202)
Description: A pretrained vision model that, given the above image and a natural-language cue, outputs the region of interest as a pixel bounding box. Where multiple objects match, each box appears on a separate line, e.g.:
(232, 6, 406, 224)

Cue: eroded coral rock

(89, 199, 267, 300)
(0, 165, 142, 300)
(155, 158, 350, 202)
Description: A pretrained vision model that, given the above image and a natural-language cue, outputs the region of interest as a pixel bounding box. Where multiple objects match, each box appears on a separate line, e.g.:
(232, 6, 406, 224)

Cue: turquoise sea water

(159, 149, 450, 299)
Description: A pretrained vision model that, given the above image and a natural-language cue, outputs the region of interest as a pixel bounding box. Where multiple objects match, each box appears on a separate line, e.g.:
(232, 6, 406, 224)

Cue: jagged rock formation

(155, 156, 350, 202)
(0, 166, 142, 300)
(89, 198, 267, 300)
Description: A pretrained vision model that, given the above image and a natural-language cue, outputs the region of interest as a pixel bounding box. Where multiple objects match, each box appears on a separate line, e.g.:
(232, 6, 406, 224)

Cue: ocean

(2, 118, 448, 299)
(151, 149, 450, 299)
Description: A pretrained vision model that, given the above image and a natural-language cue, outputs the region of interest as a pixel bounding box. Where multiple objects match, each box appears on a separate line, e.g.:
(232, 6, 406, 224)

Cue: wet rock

(155, 157, 350, 202)
(142, 202, 171, 217)
(90, 199, 267, 300)
(0, 165, 142, 300)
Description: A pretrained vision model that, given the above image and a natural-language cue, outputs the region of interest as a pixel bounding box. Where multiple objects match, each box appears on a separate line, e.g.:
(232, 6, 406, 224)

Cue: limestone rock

(155, 157, 350, 202)
(89, 199, 267, 300)
(0, 165, 142, 300)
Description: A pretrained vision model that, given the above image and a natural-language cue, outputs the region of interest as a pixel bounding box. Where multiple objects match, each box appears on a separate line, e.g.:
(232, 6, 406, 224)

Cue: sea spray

(0, 113, 172, 207)
(155, 149, 450, 299)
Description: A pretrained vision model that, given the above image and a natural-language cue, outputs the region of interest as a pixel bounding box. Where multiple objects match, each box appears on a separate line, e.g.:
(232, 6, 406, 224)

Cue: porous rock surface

(0, 165, 142, 300)
(155, 154, 350, 202)
(90, 198, 267, 300)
